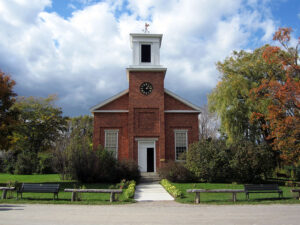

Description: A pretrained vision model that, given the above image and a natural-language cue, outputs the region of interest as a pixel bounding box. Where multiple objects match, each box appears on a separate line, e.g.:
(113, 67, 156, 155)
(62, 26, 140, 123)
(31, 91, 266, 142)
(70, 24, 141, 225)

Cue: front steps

(140, 172, 161, 183)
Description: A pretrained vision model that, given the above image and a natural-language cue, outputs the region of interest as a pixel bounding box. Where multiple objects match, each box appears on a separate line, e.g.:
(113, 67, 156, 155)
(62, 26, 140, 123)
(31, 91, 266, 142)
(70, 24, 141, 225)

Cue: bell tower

(127, 32, 167, 172)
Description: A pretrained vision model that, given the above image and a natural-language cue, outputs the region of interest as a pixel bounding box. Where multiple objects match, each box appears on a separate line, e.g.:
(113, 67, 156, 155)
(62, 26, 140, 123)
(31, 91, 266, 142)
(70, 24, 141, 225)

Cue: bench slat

(64, 189, 123, 193)
(187, 189, 244, 193)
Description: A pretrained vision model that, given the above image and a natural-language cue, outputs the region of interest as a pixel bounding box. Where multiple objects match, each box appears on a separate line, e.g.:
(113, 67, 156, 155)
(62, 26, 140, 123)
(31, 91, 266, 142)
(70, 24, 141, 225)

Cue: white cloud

(0, 0, 280, 115)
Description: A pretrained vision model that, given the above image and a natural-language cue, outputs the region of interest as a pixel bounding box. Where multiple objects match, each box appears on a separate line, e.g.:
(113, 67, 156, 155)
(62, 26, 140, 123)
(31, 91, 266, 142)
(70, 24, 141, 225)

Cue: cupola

(129, 33, 163, 68)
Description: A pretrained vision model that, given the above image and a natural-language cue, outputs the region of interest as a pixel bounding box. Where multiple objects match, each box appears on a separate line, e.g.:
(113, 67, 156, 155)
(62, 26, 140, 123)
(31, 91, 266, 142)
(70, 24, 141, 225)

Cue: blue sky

(0, 0, 299, 116)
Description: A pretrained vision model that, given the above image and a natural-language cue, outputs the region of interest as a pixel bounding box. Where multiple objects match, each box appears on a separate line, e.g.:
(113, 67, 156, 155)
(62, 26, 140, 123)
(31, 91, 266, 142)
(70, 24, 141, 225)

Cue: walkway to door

(134, 183, 174, 201)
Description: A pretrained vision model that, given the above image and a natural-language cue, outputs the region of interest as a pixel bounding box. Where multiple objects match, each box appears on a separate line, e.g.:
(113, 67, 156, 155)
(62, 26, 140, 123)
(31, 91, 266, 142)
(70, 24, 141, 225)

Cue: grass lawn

(172, 182, 300, 204)
(0, 173, 134, 205)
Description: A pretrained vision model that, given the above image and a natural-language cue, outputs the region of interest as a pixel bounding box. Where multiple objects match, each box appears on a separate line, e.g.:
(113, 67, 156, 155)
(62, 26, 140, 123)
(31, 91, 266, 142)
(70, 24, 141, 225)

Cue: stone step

(140, 172, 161, 183)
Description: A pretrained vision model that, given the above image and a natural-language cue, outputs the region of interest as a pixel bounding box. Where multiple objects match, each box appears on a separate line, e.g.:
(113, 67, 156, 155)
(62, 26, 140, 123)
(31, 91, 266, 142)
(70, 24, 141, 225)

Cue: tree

(251, 28, 300, 165)
(0, 70, 18, 150)
(198, 105, 219, 140)
(208, 46, 285, 144)
(52, 115, 93, 179)
(11, 95, 67, 173)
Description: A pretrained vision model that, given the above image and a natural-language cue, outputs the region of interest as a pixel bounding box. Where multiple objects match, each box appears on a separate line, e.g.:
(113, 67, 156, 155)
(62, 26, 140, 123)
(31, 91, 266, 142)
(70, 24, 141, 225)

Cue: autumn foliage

(251, 28, 300, 164)
(0, 70, 18, 150)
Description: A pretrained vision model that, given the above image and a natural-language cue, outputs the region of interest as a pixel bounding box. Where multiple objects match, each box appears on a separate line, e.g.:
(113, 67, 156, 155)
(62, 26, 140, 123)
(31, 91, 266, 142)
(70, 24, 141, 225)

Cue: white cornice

(90, 89, 129, 113)
(135, 137, 158, 142)
(93, 110, 129, 113)
(164, 89, 202, 112)
(164, 110, 200, 113)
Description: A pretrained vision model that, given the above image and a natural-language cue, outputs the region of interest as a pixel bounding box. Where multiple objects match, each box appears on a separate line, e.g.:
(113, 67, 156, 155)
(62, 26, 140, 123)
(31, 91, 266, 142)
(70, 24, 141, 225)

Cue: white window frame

(174, 129, 188, 161)
(104, 129, 119, 159)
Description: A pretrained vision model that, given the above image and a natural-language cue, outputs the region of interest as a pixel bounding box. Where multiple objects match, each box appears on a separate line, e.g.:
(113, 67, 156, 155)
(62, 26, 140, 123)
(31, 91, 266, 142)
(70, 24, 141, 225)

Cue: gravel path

(1, 202, 300, 225)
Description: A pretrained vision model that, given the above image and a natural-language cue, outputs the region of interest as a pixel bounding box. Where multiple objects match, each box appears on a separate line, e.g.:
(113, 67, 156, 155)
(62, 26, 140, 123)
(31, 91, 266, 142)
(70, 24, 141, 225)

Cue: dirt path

(1, 202, 300, 225)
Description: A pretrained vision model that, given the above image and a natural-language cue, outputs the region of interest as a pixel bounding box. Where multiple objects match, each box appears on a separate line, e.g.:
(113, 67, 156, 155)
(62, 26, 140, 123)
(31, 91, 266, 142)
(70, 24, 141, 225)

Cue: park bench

(64, 188, 123, 202)
(0, 187, 15, 199)
(17, 183, 60, 200)
(186, 189, 244, 203)
(291, 189, 300, 200)
(244, 184, 283, 200)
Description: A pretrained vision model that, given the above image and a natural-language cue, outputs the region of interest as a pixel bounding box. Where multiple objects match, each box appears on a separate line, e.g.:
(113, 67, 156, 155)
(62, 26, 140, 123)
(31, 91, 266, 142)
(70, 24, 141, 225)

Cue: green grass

(0, 173, 67, 183)
(0, 173, 134, 205)
(171, 182, 300, 204)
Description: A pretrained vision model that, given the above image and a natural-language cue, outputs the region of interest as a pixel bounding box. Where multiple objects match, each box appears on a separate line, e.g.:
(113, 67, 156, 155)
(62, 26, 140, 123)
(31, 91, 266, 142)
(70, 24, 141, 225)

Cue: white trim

(130, 33, 163, 48)
(138, 140, 156, 173)
(164, 89, 202, 112)
(93, 110, 128, 113)
(135, 137, 158, 142)
(104, 129, 119, 159)
(174, 130, 188, 161)
(164, 110, 200, 113)
(90, 89, 128, 113)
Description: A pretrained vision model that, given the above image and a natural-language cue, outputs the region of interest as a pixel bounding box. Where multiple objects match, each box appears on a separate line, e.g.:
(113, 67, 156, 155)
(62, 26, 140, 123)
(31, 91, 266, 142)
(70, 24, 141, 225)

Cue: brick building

(90, 33, 200, 172)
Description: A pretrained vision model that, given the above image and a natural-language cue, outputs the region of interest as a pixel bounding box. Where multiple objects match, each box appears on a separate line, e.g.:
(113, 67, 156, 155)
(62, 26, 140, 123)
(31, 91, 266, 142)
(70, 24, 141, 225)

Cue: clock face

(140, 82, 153, 95)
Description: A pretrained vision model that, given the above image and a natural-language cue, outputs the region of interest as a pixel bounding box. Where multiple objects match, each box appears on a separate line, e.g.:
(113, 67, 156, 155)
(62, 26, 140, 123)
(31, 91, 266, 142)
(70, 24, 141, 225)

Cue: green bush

(117, 160, 140, 182)
(186, 139, 232, 182)
(70, 145, 119, 183)
(160, 179, 182, 198)
(158, 161, 194, 182)
(14, 152, 37, 175)
(124, 180, 136, 199)
(229, 141, 275, 183)
(37, 153, 55, 174)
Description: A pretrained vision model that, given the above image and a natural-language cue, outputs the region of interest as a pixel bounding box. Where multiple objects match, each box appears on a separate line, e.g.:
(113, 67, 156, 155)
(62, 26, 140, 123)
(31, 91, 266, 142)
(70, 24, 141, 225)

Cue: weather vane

(142, 23, 150, 34)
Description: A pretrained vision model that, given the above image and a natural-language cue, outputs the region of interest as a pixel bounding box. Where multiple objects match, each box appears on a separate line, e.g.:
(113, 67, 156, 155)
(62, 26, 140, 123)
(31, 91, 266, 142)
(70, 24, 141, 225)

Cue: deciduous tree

(0, 70, 18, 150)
(251, 28, 300, 165)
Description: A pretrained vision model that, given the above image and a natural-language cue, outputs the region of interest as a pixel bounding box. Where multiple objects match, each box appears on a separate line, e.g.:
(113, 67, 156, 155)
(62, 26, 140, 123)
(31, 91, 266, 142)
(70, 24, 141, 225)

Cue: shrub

(186, 139, 232, 182)
(158, 161, 194, 182)
(124, 180, 136, 199)
(117, 160, 140, 182)
(229, 141, 275, 183)
(70, 145, 119, 183)
(37, 153, 55, 174)
(160, 179, 182, 198)
(14, 152, 37, 175)
(186, 139, 275, 183)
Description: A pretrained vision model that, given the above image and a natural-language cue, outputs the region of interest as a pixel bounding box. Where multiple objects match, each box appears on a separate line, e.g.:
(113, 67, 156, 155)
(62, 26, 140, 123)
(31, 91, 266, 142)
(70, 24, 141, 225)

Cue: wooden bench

(187, 189, 244, 203)
(291, 189, 300, 200)
(17, 183, 60, 200)
(0, 187, 15, 199)
(64, 189, 123, 202)
(244, 184, 283, 200)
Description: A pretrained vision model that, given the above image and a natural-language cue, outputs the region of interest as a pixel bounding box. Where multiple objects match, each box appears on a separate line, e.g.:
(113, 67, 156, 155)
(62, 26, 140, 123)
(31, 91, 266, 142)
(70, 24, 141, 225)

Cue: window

(141, 44, 151, 63)
(175, 130, 188, 160)
(105, 130, 118, 158)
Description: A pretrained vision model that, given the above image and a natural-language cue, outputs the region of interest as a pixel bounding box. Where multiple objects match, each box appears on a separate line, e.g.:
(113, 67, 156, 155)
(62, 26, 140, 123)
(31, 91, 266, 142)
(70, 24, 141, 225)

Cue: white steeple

(129, 33, 163, 68)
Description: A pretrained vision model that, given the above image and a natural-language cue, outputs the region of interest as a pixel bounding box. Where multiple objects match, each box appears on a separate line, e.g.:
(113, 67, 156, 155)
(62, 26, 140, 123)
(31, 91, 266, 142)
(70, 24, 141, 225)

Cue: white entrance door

(138, 141, 156, 172)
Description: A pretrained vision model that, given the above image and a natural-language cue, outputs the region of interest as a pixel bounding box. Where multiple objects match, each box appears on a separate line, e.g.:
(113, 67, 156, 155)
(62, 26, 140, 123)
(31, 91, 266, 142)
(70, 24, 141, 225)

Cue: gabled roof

(164, 89, 201, 112)
(90, 88, 201, 113)
(90, 89, 128, 113)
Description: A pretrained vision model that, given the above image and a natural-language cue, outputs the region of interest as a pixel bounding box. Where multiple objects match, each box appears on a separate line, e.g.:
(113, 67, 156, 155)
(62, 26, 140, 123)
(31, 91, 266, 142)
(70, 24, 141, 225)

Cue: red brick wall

(97, 93, 128, 110)
(164, 93, 194, 110)
(93, 113, 129, 160)
(165, 113, 199, 161)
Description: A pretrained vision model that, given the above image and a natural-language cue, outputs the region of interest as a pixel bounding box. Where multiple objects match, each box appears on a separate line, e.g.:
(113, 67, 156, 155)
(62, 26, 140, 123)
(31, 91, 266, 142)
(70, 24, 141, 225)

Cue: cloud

(0, 0, 280, 116)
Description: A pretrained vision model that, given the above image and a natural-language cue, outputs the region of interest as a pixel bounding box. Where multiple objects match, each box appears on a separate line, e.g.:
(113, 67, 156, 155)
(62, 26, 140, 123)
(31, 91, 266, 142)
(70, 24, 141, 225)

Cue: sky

(0, 0, 299, 116)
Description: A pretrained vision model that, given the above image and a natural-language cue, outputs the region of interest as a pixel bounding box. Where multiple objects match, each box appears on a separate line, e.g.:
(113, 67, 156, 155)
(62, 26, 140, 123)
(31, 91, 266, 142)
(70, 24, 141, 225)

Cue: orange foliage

(251, 28, 300, 164)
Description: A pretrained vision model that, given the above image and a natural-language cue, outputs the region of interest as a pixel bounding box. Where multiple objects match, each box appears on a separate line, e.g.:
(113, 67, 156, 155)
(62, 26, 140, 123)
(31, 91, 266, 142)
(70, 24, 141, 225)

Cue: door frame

(136, 138, 157, 173)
